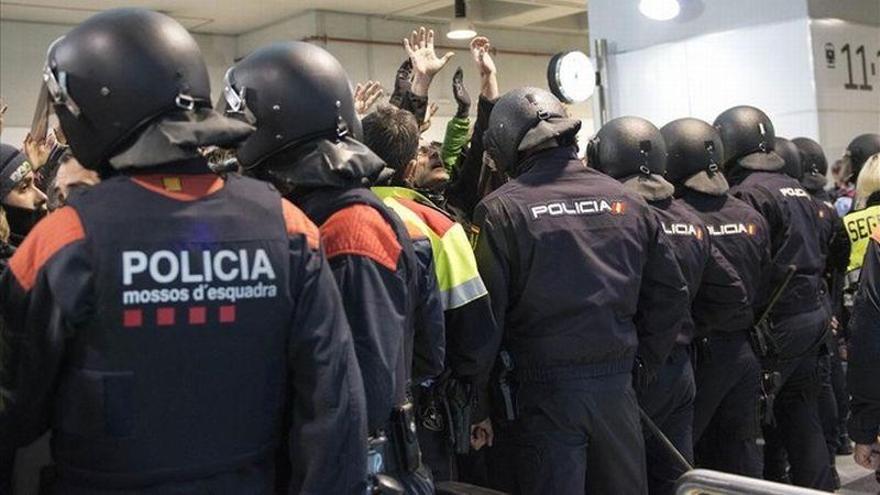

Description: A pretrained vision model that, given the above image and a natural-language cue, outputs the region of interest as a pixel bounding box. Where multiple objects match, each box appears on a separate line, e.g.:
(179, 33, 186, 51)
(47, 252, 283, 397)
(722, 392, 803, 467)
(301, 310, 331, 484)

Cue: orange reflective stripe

(321, 204, 401, 271)
(9, 207, 85, 291)
(281, 199, 320, 250)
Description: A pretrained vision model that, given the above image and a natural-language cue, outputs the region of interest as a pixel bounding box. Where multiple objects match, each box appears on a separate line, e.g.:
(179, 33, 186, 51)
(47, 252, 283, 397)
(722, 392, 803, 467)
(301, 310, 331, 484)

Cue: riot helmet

(222, 41, 363, 173)
(774, 137, 803, 181)
(660, 118, 728, 195)
(792, 137, 827, 191)
(32, 8, 249, 173)
(845, 133, 880, 183)
(483, 87, 580, 177)
(713, 105, 784, 172)
(588, 116, 673, 200)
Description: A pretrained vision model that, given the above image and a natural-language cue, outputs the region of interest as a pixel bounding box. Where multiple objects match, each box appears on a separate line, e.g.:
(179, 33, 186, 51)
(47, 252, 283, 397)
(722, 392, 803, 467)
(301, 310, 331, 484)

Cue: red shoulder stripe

(320, 204, 402, 271)
(398, 198, 454, 236)
(281, 199, 320, 250)
(404, 220, 428, 241)
(9, 207, 85, 291)
(130, 174, 224, 201)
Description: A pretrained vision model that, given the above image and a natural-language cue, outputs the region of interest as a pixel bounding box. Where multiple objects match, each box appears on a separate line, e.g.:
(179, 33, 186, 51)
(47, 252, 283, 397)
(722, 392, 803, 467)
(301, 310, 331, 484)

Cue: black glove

(452, 67, 471, 118)
(389, 59, 413, 108)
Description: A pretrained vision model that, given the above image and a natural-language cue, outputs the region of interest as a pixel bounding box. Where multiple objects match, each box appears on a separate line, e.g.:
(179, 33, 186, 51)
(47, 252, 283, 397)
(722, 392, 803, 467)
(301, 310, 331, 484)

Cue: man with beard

(0, 9, 366, 493)
(223, 41, 442, 493)
(0, 143, 47, 246)
(716, 105, 832, 490)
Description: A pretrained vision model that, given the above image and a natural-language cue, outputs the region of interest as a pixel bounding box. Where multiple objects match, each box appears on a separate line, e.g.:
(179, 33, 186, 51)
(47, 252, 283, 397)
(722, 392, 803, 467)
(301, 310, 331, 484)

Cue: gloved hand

(452, 67, 471, 118)
(389, 59, 413, 108)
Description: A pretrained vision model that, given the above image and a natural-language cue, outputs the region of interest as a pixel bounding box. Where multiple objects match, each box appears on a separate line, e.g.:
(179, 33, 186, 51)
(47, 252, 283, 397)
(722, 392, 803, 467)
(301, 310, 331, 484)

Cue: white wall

(607, 19, 820, 138)
(1, 11, 594, 149)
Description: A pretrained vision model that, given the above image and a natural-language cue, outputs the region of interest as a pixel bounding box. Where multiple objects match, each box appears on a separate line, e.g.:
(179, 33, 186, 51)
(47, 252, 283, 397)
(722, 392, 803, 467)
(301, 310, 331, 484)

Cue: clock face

(549, 51, 595, 103)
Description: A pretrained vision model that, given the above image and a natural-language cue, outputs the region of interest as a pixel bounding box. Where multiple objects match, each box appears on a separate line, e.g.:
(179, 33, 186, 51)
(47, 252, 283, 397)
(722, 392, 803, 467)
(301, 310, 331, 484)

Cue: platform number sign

(829, 42, 877, 91)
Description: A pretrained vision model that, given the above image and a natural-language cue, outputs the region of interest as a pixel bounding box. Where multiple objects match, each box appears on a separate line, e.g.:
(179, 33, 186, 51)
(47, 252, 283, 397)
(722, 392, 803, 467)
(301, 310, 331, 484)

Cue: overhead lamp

(639, 0, 681, 21)
(447, 0, 476, 40)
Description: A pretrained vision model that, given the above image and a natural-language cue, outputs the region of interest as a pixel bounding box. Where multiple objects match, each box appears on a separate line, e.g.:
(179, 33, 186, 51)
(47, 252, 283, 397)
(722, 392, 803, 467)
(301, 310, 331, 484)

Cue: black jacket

(473, 146, 688, 380)
(648, 197, 712, 344)
(679, 189, 772, 334)
(447, 96, 502, 220)
(0, 161, 367, 494)
(847, 229, 880, 444)
(728, 168, 825, 318)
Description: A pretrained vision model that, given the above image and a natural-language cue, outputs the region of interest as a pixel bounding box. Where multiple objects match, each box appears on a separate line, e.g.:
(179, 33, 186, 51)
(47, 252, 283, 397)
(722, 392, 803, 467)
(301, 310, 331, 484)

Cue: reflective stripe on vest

(844, 205, 880, 274)
(373, 187, 488, 310)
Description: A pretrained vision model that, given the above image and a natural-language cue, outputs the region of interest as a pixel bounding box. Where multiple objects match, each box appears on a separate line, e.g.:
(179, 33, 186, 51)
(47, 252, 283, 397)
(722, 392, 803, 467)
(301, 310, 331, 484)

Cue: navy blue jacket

(680, 189, 771, 334)
(474, 146, 688, 380)
(728, 168, 825, 319)
(0, 161, 367, 494)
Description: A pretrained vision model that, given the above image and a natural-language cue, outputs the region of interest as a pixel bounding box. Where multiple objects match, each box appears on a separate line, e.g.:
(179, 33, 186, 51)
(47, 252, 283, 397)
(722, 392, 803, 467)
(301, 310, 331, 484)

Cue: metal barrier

(675, 469, 829, 495)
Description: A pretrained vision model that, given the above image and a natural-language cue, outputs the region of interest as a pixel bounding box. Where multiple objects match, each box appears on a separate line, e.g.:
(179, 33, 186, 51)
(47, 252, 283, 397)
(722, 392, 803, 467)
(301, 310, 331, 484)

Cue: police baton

(638, 406, 694, 473)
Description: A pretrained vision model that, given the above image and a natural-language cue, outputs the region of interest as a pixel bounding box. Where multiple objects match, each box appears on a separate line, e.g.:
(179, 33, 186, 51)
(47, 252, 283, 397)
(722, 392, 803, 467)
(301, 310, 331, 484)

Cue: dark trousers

(829, 346, 849, 439)
(817, 354, 840, 460)
(509, 372, 647, 495)
(637, 345, 695, 495)
(762, 309, 834, 491)
(693, 331, 762, 478)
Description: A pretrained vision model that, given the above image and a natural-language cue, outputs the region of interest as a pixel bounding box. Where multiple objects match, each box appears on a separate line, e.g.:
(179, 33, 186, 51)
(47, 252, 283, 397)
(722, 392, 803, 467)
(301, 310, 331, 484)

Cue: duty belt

(516, 357, 634, 383)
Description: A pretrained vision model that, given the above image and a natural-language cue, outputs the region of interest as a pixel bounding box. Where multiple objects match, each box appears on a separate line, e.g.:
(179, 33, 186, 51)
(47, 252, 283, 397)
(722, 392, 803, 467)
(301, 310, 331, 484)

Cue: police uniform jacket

(474, 146, 688, 381)
(0, 160, 367, 494)
(728, 168, 825, 318)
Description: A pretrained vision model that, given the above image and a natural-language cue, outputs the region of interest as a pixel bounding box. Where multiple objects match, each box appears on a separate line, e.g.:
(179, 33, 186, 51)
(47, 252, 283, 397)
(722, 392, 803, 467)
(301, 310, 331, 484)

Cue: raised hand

(470, 36, 499, 100)
(404, 26, 454, 97)
(452, 67, 471, 118)
(23, 130, 56, 170)
(389, 59, 413, 107)
(354, 80, 384, 117)
(470, 36, 496, 76)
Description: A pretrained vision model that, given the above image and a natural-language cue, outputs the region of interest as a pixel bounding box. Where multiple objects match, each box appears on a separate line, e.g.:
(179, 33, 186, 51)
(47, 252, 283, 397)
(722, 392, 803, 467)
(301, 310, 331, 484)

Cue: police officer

(363, 104, 499, 482)
(773, 136, 847, 487)
(835, 133, 880, 217)
(661, 117, 770, 478)
(0, 9, 367, 494)
(715, 105, 833, 490)
(590, 116, 705, 495)
(847, 224, 880, 472)
(474, 87, 688, 494)
(0, 143, 47, 246)
(794, 136, 855, 458)
(223, 41, 441, 493)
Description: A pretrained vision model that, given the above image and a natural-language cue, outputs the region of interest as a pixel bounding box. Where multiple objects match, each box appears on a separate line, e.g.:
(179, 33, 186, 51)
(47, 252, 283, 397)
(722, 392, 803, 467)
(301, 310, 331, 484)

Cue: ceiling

(0, 0, 587, 34)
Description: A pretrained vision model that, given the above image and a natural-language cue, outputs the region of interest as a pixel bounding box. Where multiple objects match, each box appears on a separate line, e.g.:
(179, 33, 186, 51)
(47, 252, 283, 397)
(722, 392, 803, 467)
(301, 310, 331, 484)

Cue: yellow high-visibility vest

(372, 186, 487, 310)
(844, 204, 880, 275)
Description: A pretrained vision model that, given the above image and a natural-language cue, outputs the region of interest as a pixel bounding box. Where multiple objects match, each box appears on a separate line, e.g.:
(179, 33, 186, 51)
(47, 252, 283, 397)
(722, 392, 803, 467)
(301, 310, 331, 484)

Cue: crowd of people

(1, 7, 879, 495)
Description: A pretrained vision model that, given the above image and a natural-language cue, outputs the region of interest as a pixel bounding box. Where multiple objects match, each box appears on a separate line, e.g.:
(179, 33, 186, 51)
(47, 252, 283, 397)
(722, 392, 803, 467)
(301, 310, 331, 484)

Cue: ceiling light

(639, 0, 681, 21)
(447, 0, 476, 40)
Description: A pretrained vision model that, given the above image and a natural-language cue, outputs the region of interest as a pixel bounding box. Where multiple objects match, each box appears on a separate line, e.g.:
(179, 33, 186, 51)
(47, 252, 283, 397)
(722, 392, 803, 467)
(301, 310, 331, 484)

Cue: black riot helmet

(713, 105, 784, 171)
(483, 87, 581, 176)
(34, 8, 239, 172)
(222, 41, 363, 171)
(845, 133, 880, 182)
(774, 137, 803, 181)
(792, 137, 827, 191)
(660, 118, 728, 195)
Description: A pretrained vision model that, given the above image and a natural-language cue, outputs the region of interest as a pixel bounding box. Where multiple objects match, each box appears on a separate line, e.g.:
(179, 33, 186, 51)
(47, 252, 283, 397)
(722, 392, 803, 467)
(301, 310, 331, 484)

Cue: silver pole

(592, 38, 610, 126)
